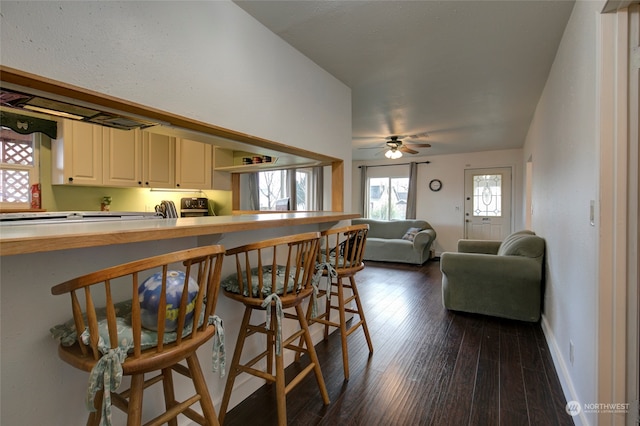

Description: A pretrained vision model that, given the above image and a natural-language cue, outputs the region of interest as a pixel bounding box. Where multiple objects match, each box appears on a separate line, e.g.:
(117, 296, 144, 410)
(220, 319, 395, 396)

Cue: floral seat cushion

(50, 299, 203, 354)
(221, 265, 304, 297)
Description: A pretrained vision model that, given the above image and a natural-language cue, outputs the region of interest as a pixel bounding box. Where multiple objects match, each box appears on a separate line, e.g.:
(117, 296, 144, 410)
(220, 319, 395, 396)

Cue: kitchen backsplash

(45, 185, 231, 215)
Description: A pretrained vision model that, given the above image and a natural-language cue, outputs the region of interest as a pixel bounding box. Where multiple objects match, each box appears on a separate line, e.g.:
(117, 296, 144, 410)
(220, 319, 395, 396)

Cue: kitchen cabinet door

(176, 138, 212, 189)
(142, 131, 175, 188)
(52, 120, 103, 185)
(103, 128, 142, 187)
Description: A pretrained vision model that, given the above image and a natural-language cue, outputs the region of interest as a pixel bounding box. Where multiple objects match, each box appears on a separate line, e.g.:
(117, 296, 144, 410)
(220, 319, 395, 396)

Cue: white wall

(0, 1, 352, 425)
(523, 1, 602, 424)
(352, 148, 524, 254)
(0, 0, 353, 208)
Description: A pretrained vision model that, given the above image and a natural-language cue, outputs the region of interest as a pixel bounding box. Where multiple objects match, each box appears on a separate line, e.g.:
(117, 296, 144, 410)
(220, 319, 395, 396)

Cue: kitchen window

(0, 128, 39, 209)
(256, 168, 316, 211)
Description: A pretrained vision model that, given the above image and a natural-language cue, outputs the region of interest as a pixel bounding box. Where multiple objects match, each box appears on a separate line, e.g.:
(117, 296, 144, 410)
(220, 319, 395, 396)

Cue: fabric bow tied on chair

(85, 346, 128, 426)
(261, 293, 284, 355)
(311, 262, 336, 319)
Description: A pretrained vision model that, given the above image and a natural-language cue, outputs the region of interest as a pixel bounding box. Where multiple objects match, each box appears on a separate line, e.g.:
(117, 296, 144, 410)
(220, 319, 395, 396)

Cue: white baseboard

(540, 314, 589, 426)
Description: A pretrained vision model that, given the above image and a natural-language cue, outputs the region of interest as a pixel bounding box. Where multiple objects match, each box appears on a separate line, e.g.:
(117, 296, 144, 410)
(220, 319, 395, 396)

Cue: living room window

(367, 176, 409, 220)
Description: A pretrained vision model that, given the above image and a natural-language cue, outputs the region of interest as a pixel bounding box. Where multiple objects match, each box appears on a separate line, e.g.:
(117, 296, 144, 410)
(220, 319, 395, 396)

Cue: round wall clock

(429, 179, 442, 192)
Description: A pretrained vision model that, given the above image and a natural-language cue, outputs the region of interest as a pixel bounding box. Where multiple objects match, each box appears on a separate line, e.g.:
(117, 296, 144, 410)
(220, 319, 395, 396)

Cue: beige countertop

(0, 211, 359, 256)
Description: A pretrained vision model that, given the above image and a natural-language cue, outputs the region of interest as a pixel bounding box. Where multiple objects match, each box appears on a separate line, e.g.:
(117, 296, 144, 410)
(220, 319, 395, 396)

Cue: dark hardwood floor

(221, 260, 573, 426)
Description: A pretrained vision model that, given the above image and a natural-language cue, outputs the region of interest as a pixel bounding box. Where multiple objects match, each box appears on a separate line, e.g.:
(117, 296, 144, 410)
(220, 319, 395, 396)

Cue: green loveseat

(440, 230, 545, 322)
(352, 218, 436, 265)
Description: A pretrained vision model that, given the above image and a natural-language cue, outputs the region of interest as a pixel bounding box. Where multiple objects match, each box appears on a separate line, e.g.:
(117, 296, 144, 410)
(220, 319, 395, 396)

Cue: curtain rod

(358, 161, 431, 168)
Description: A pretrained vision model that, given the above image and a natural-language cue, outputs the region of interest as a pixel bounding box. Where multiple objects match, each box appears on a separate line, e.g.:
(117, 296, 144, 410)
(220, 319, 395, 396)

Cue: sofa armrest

(413, 229, 436, 250)
(457, 239, 501, 254)
(440, 252, 541, 283)
(440, 251, 542, 322)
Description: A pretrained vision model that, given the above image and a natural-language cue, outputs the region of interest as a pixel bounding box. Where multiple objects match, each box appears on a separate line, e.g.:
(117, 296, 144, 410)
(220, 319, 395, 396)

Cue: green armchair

(440, 231, 545, 322)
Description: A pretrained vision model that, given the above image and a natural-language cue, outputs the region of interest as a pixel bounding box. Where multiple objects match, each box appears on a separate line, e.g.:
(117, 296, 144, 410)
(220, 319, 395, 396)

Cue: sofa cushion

(351, 218, 436, 265)
(357, 218, 430, 239)
(402, 227, 422, 242)
(497, 232, 544, 259)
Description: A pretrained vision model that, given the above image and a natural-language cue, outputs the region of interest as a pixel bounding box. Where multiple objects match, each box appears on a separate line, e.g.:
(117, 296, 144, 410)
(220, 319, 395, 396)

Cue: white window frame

(366, 175, 409, 220)
(256, 168, 316, 211)
(295, 168, 312, 210)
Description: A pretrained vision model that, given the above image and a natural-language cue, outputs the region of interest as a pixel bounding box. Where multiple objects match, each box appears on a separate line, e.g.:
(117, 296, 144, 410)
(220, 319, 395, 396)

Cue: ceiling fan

(361, 134, 432, 159)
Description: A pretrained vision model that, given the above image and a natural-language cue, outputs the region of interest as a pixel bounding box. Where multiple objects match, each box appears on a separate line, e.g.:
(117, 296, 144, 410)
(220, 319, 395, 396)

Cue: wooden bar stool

(50, 245, 226, 426)
(300, 224, 373, 380)
(217, 232, 330, 426)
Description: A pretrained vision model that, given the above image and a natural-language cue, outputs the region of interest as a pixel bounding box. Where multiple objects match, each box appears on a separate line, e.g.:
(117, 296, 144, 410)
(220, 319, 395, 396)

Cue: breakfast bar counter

(0, 211, 358, 425)
(0, 211, 359, 256)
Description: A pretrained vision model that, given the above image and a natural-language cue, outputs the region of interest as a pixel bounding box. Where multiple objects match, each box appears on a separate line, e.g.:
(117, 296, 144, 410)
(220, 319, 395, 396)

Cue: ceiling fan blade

(399, 146, 418, 155)
(387, 132, 429, 140)
(405, 132, 430, 139)
(405, 142, 431, 148)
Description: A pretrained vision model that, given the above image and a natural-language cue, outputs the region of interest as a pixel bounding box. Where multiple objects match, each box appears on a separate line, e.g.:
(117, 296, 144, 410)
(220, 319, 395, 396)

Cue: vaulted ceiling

(235, 0, 575, 160)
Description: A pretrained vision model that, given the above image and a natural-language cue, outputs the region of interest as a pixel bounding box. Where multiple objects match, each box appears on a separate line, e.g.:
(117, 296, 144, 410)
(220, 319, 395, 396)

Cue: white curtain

(287, 170, 297, 210)
(360, 165, 368, 216)
(248, 172, 260, 210)
(406, 162, 418, 219)
(313, 166, 324, 210)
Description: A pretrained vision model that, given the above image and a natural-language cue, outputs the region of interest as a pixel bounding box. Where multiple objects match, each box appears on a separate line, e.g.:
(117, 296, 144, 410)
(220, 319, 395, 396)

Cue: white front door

(464, 167, 512, 240)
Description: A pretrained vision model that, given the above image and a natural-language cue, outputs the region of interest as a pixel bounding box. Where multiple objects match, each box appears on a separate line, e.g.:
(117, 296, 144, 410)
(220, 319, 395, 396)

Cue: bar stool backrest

(319, 224, 369, 273)
(224, 231, 321, 300)
(51, 245, 225, 362)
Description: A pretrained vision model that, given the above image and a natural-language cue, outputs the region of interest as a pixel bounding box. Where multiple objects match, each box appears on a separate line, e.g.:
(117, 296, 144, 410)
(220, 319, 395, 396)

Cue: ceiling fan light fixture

(385, 148, 403, 159)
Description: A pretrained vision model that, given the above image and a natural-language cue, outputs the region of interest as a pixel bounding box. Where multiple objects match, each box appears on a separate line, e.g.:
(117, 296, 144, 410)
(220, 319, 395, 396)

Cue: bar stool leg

(296, 304, 330, 405)
(187, 352, 220, 426)
(219, 307, 252, 425)
(161, 368, 178, 426)
(267, 305, 275, 379)
(87, 390, 103, 426)
(273, 309, 287, 426)
(127, 374, 145, 426)
(337, 277, 350, 380)
(323, 286, 332, 340)
(350, 275, 374, 354)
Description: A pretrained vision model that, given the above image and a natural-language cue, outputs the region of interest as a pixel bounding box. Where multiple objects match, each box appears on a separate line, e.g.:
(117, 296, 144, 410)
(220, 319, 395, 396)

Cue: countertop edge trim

(0, 213, 360, 256)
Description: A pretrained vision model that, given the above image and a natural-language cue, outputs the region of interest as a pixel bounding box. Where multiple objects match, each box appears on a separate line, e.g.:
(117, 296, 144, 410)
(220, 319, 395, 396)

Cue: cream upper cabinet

(176, 138, 212, 190)
(52, 120, 103, 185)
(53, 121, 212, 190)
(103, 128, 142, 187)
(142, 131, 175, 188)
